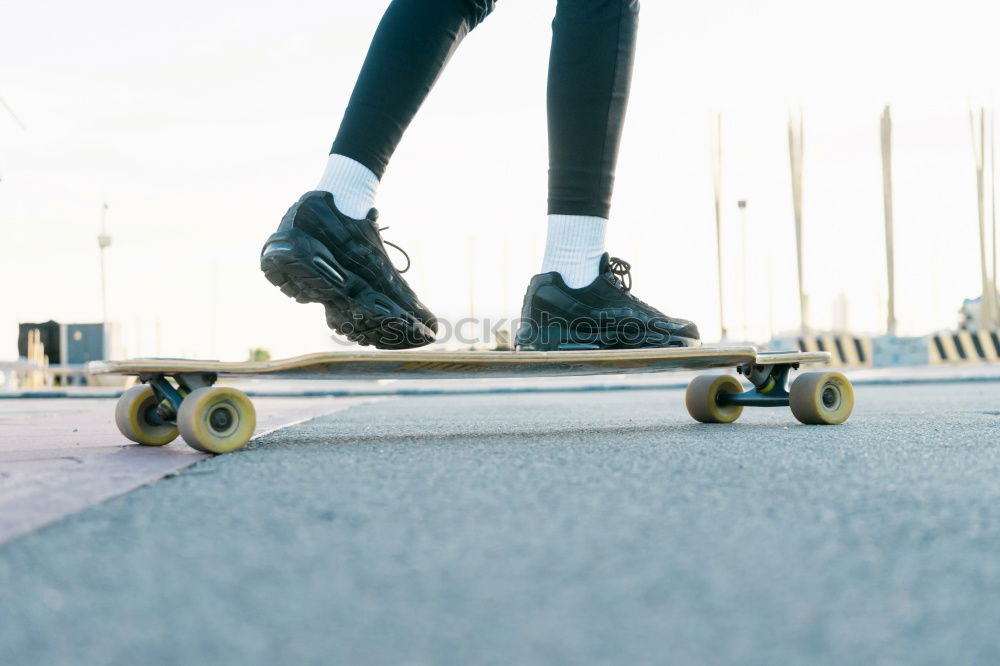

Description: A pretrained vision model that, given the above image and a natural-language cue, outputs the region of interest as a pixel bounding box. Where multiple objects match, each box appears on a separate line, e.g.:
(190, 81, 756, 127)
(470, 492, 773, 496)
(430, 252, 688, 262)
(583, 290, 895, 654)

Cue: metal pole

(97, 202, 112, 358)
(990, 107, 1000, 328)
(738, 200, 749, 342)
(0, 95, 26, 130)
(788, 107, 808, 333)
(712, 113, 727, 341)
(880, 106, 897, 336)
(971, 107, 996, 330)
(467, 236, 476, 349)
(0, 94, 27, 184)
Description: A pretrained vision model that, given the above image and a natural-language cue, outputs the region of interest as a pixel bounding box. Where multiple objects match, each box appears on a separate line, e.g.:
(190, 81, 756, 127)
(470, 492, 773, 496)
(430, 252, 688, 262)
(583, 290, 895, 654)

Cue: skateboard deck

(92, 347, 852, 455)
(91, 346, 793, 381)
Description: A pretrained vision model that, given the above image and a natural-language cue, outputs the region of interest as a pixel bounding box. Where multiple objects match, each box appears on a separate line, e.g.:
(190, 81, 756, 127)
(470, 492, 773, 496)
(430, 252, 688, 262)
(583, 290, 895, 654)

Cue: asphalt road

(1, 381, 999, 665)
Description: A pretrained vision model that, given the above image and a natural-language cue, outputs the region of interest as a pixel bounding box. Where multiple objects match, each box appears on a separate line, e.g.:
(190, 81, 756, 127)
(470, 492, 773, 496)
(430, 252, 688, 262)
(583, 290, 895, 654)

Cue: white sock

(316, 154, 380, 219)
(540, 215, 608, 288)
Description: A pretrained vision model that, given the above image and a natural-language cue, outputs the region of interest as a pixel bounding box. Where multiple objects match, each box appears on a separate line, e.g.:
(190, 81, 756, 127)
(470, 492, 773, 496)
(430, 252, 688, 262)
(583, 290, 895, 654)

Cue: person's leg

(541, 0, 638, 288)
(263, 0, 498, 349)
(519, 0, 700, 350)
(318, 0, 498, 218)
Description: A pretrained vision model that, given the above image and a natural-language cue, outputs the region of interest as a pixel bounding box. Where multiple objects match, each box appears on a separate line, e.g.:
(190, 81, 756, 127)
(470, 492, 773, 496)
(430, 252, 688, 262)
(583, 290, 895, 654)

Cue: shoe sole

(260, 228, 435, 350)
(515, 325, 701, 351)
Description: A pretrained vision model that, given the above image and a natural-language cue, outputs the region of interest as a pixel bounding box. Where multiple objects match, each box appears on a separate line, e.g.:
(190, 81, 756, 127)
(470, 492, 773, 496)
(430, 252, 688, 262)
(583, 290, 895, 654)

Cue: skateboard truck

(141, 372, 218, 422)
(724, 357, 800, 408)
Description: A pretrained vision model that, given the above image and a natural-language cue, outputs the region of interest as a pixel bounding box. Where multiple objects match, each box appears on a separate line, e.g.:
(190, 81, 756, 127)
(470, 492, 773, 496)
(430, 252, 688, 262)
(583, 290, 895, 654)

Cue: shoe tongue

(598, 252, 612, 275)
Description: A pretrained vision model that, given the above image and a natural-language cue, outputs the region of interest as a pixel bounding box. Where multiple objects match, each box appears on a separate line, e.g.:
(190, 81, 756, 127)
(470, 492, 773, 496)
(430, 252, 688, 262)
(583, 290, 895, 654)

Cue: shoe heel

(260, 229, 353, 302)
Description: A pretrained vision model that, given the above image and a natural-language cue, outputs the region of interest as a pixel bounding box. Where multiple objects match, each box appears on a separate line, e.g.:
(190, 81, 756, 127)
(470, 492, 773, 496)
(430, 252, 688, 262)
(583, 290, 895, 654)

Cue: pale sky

(2, 0, 999, 361)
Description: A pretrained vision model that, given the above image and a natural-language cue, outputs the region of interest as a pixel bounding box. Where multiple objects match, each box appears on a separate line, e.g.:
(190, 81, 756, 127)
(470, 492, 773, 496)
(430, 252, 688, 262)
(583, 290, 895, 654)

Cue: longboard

(90, 347, 853, 455)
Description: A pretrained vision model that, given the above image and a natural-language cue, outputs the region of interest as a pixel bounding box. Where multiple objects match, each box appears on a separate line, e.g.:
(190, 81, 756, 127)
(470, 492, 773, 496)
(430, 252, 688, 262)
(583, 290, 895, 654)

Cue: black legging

(331, 0, 639, 219)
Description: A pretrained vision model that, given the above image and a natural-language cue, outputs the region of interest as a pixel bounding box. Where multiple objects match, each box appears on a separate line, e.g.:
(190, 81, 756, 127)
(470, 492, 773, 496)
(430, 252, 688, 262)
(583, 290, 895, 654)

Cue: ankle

(316, 154, 379, 219)
(540, 215, 607, 288)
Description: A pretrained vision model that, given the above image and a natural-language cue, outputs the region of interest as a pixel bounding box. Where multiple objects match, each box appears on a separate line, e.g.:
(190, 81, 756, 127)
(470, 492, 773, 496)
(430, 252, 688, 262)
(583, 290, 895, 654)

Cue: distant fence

(0, 362, 93, 392)
(767, 335, 874, 368)
(769, 331, 1000, 368)
(929, 330, 1000, 364)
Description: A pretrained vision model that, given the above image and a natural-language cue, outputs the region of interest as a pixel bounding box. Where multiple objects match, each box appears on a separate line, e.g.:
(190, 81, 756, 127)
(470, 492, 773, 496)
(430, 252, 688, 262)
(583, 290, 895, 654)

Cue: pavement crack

(0, 456, 84, 465)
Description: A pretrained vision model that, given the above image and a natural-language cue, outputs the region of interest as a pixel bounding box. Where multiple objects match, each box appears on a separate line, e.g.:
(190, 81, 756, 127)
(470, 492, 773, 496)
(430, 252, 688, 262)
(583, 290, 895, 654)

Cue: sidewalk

(0, 396, 379, 544)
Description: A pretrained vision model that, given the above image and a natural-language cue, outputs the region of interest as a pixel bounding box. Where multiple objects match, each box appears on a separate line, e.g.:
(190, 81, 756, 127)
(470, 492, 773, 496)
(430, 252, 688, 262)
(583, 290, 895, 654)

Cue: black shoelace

(608, 257, 632, 291)
(378, 226, 411, 274)
(607, 256, 657, 310)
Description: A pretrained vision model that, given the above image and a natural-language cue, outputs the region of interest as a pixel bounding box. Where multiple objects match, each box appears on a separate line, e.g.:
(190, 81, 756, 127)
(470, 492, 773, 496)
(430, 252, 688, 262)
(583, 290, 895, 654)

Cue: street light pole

(990, 107, 1000, 329)
(98, 202, 112, 358)
(738, 199, 749, 342)
(788, 107, 809, 334)
(712, 113, 728, 342)
(971, 107, 997, 330)
(880, 106, 897, 336)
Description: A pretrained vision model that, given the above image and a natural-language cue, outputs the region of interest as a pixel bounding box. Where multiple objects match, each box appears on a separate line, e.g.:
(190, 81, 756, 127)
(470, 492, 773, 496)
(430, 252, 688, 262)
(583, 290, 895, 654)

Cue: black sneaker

(260, 191, 437, 349)
(515, 253, 700, 351)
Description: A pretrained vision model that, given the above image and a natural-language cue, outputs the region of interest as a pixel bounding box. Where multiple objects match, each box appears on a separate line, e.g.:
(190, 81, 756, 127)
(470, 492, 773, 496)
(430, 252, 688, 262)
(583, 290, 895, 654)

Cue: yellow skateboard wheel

(685, 374, 745, 424)
(789, 371, 854, 425)
(177, 386, 256, 454)
(115, 385, 179, 446)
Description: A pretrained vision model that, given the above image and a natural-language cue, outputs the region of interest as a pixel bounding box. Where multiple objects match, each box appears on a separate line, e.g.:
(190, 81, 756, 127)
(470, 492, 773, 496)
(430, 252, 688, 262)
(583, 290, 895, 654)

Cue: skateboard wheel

(177, 386, 256, 454)
(789, 371, 854, 425)
(685, 375, 744, 424)
(115, 385, 179, 446)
